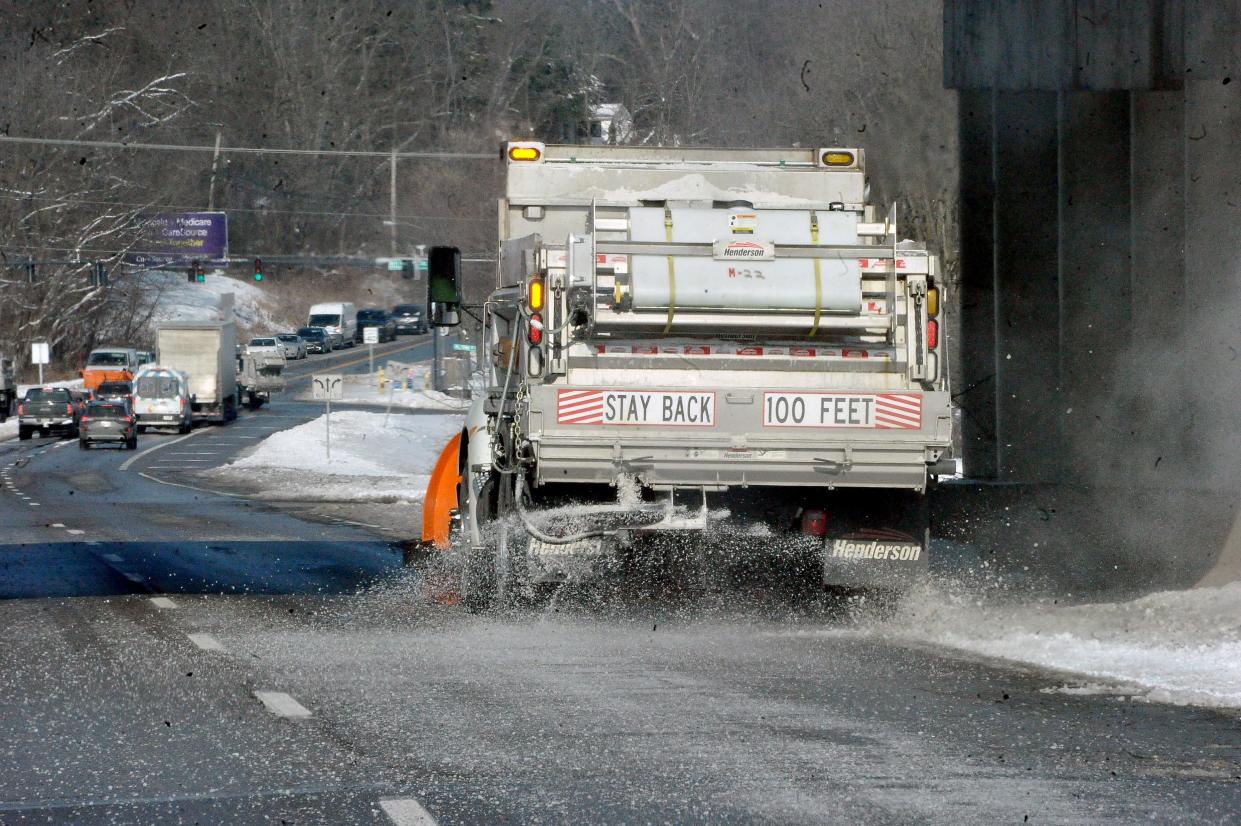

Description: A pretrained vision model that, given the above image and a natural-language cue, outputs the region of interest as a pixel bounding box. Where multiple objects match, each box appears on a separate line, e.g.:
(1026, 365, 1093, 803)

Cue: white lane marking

(149, 596, 177, 609)
(28, 502, 39, 507)
(103, 553, 124, 562)
(120, 428, 207, 471)
(187, 633, 224, 651)
(50, 522, 65, 528)
(136, 471, 245, 498)
(168, 451, 223, 455)
(121, 571, 144, 583)
(380, 798, 439, 826)
(66, 528, 84, 535)
(85, 540, 101, 546)
(254, 691, 312, 718)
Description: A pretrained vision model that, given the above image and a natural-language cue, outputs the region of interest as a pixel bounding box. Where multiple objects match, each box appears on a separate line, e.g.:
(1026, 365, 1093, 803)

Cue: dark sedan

(391, 303, 427, 335)
(79, 400, 137, 450)
(357, 308, 396, 342)
(297, 327, 333, 354)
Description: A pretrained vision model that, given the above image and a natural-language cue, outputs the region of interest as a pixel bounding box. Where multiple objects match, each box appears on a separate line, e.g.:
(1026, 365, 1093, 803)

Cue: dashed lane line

(136, 471, 245, 498)
(119, 428, 208, 472)
(65, 528, 84, 535)
(50, 522, 65, 528)
(254, 691, 312, 718)
(121, 571, 144, 583)
(103, 553, 124, 563)
(380, 799, 440, 826)
(149, 596, 177, 609)
(187, 633, 224, 652)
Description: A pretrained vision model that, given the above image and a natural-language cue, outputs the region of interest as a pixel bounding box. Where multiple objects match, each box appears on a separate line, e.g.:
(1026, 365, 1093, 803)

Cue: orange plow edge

(421, 432, 462, 550)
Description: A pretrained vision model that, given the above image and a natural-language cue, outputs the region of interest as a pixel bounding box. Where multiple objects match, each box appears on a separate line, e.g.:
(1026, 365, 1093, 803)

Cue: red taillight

(801, 509, 828, 537)
(17, 404, 24, 417)
(123, 416, 133, 424)
(79, 416, 91, 424)
(179, 397, 186, 411)
(66, 403, 74, 416)
(926, 319, 939, 350)
(528, 313, 543, 345)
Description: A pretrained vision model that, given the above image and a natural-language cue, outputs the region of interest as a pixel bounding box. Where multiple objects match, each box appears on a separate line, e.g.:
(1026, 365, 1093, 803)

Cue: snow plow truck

(419, 141, 954, 607)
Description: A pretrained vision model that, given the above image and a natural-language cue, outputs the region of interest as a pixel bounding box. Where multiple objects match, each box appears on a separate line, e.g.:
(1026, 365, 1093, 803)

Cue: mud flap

(820, 532, 929, 589)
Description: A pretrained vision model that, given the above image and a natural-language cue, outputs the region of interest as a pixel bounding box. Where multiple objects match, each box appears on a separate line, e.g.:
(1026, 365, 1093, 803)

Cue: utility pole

(389, 143, 398, 257)
(207, 131, 223, 211)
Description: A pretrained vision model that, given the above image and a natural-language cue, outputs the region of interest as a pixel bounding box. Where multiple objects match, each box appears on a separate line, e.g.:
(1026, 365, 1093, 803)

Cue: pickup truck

(18, 386, 86, 440)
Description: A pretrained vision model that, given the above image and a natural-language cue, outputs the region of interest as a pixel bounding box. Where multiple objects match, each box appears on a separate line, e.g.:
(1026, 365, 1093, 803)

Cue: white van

(307, 302, 357, 348)
(132, 366, 193, 433)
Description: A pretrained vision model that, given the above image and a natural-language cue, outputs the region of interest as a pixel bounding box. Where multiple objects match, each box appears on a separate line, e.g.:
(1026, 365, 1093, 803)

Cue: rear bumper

(81, 429, 132, 441)
(20, 418, 75, 429)
(526, 386, 953, 491)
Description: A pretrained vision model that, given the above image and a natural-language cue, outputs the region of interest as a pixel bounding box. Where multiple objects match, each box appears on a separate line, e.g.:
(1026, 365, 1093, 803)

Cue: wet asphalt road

(1, 338, 1239, 824)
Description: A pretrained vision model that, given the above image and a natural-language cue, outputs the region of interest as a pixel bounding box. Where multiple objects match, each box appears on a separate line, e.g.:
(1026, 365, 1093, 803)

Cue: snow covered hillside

(139, 270, 281, 331)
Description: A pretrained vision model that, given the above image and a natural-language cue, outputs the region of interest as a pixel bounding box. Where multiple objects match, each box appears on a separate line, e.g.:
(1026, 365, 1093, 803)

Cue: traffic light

(187, 260, 205, 283)
(253, 258, 264, 282)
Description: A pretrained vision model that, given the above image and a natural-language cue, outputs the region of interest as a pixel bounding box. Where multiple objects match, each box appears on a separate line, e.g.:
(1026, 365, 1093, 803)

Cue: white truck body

(441, 142, 954, 600)
(307, 302, 357, 348)
(156, 321, 238, 423)
(237, 349, 286, 409)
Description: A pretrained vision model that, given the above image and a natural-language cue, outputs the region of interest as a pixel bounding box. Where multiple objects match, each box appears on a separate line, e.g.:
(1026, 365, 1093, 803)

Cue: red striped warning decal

(762, 392, 922, 429)
(557, 389, 716, 426)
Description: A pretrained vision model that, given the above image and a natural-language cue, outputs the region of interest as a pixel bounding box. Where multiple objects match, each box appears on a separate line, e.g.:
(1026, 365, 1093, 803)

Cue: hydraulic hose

(513, 473, 613, 545)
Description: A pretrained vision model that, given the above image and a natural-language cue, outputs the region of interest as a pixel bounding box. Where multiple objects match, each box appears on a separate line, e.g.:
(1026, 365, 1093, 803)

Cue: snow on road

(874, 582, 1241, 709)
(210, 410, 462, 502)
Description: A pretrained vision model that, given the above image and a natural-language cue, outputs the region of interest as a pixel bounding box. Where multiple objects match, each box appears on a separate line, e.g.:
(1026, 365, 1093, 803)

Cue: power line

(0, 134, 496, 161)
(0, 192, 491, 223)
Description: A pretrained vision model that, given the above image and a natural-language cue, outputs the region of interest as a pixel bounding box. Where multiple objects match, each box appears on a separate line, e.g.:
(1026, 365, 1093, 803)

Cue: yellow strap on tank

(662, 207, 676, 335)
(809, 211, 822, 338)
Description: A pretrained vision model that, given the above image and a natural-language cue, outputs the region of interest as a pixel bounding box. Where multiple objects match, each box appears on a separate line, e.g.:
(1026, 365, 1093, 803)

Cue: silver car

(276, 333, 308, 359)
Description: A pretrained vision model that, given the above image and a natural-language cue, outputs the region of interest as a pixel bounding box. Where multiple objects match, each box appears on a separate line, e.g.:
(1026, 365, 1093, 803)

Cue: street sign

(363, 327, 380, 345)
(452, 343, 477, 352)
(387, 259, 404, 271)
(311, 374, 343, 400)
(30, 342, 50, 364)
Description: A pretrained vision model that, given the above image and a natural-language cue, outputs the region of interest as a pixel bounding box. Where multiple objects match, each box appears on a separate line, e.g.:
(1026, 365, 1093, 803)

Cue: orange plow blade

(421, 432, 462, 550)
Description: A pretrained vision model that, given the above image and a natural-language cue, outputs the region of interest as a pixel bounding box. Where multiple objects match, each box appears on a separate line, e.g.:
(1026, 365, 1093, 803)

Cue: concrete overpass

(940, 1, 1241, 587)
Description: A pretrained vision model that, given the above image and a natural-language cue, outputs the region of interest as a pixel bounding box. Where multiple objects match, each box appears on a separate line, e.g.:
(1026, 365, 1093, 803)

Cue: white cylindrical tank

(630, 256, 861, 312)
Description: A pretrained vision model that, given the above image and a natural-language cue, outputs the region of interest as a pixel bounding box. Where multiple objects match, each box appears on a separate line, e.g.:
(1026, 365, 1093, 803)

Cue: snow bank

(301, 365, 469, 412)
(210, 410, 462, 502)
(879, 583, 1241, 708)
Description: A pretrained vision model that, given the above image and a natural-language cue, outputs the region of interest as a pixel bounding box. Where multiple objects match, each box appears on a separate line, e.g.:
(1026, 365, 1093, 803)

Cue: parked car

(391, 303, 428, 335)
(136, 350, 157, 366)
(297, 326, 333, 354)
(78, 399, 137, 450)
(93, 380, 134, 407)
(18, 386, 85, 440)
(133, 366, 192, 433)
(357, 307, 396, 342)
(276, 333, 308, 360)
